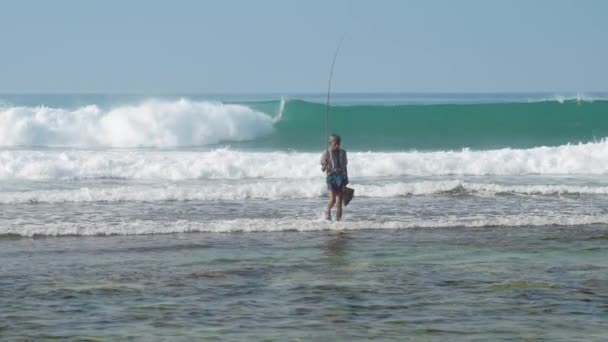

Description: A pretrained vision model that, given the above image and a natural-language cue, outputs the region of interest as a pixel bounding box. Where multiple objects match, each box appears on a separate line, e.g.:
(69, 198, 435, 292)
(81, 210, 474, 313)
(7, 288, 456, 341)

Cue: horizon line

(1, 90, 607, 96)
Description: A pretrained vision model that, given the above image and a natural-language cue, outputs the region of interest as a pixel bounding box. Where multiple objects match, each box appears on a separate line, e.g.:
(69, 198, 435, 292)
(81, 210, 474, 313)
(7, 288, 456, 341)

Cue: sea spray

(0, 99, 274, 147)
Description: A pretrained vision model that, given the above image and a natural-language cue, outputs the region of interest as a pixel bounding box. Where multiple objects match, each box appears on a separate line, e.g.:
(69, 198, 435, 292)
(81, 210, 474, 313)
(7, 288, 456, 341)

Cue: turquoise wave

(244, 99, 608, 151)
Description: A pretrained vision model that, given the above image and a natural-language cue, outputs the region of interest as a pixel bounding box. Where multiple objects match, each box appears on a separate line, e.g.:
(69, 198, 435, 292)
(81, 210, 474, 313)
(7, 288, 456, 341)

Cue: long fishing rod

(325, 37, 344, 150)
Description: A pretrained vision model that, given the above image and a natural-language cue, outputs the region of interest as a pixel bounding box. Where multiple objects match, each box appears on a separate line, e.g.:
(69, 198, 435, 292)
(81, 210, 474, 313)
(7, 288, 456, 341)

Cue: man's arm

(320, 151, 328, 172)
(343, 150, 348, 183)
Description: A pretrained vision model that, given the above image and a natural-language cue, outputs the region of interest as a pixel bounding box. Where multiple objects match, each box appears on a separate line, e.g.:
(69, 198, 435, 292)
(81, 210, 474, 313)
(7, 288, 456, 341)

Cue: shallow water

(2, 226, 607, 340)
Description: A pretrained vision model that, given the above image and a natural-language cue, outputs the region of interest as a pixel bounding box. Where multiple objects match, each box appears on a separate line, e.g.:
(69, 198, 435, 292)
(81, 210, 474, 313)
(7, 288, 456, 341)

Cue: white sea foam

(0, 99, 274, 148)
(3, 140, 608, 180)
(528, 92, 605, 103)
(353, 181, 608, 197)
(2, 180, 608, 204)
(0, 181, 324, 204)
(3, 214, 608, 237)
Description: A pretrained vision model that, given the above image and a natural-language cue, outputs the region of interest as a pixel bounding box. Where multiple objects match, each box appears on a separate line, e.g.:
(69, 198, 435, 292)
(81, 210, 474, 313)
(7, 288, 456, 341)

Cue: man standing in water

(321, 134, 348, 221)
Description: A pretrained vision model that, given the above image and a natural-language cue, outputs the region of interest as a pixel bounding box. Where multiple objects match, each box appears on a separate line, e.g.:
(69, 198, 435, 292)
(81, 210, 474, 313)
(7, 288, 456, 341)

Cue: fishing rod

(325, 37, 344, 150)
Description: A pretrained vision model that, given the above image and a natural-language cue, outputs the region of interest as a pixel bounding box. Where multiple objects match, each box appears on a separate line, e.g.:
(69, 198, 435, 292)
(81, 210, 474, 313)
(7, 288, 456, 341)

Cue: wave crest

(0, 99, 274, 148)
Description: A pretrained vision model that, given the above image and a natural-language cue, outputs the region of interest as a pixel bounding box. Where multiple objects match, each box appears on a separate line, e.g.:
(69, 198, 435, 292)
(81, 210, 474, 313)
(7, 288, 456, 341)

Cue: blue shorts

(326, 172, 346, 193)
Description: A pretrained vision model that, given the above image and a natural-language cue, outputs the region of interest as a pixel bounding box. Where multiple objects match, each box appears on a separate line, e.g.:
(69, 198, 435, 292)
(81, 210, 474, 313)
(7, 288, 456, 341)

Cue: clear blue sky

(1, 0, 606, 93)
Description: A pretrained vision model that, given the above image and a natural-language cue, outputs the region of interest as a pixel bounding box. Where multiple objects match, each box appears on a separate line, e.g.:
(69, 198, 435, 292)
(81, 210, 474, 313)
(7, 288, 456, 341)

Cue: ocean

(1, 93, 607, 340)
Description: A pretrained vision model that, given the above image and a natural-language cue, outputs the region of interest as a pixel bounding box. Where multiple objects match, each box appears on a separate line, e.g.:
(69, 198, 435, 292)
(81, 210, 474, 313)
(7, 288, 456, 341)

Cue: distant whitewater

(2, 140, 608, 181)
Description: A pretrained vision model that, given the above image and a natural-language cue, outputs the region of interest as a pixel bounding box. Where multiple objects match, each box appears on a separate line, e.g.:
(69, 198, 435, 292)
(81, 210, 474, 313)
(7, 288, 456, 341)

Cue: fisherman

(321, 134, 348, 221)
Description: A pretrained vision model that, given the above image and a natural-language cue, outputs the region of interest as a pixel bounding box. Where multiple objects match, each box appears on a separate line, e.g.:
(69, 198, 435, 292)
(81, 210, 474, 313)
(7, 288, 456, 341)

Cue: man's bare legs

(336, 192, 344, 221)
(325, 191, 336, 220)
(325, 191, 344, 221)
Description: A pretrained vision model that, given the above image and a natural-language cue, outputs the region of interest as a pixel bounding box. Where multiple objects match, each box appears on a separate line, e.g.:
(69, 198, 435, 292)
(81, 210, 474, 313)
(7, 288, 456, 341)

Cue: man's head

(329, 134, 341, 151)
